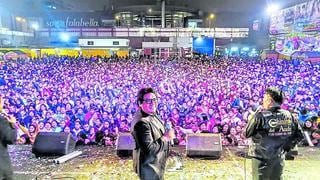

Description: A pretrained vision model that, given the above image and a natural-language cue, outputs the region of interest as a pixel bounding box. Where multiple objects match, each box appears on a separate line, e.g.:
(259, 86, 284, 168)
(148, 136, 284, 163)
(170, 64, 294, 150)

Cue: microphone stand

(165, 121, 183, 171)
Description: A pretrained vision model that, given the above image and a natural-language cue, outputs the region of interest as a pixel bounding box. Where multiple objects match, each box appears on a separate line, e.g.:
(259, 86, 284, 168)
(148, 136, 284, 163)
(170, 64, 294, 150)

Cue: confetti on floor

(9, 145, 320, 180)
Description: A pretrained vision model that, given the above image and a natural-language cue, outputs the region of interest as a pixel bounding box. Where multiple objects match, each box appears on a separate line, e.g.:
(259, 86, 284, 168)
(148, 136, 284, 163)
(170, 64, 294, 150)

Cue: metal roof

(2, 0, 309, 14)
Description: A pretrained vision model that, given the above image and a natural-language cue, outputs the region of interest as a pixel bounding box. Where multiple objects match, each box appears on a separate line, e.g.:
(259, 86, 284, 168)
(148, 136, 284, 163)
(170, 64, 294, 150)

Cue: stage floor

(9, 145, 320, 180)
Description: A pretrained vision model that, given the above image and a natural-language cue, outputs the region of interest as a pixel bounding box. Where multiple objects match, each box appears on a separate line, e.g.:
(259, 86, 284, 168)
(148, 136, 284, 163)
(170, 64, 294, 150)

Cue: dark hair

(310, 116, 318, 122)
(265, 87, 283, 104)
(136, 87, 156, 105)
(312, 129, 320, 135)
(29, 124, 37, 133)
(20, 134, 31, 144)
(300, 108, 308, 115)
(215, 125, 222, 132)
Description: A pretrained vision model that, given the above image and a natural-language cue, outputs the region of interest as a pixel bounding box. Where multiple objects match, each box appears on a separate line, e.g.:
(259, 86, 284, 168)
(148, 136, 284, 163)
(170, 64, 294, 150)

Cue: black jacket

(245, 106, 303, 160)
(131, 110, 169, 180)
(0, 114, 17, 180)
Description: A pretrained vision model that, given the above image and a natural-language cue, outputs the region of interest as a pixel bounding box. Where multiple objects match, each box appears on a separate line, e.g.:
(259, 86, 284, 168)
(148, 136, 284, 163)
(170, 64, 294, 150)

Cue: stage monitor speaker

(32, 132, 76, 157)
(116, 133, 135, 157)
(186, 133, 222, 158)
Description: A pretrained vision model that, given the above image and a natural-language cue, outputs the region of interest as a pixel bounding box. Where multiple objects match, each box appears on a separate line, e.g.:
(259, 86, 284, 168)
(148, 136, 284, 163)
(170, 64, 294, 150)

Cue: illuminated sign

(270, 0, 320, 34)
(46, 17, 99, 28)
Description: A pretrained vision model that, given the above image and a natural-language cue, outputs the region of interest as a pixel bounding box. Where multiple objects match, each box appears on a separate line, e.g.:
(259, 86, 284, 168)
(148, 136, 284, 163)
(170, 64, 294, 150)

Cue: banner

(270, 0, 320, 34)
(0, 48, 34, 59)
(192, 37, 215, 56)
(45, 17, 100, 28)
(275, 33, 320, 55)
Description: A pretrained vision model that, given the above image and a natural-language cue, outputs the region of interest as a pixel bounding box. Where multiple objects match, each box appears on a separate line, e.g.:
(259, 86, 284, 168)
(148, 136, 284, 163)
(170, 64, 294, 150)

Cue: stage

(9, 145, 320, 180)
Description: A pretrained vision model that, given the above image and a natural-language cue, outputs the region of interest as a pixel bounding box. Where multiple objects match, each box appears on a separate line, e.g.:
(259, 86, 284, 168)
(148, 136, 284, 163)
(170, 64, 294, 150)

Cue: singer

(244, 87, 303, 180)
(0, 96, 17, 180)
(131, 88, 175, 180)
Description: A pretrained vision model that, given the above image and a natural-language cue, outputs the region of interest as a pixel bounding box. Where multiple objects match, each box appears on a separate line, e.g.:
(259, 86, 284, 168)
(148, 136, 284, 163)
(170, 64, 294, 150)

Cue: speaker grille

(186, 133, 222, 158)
(32, 132, 76, 156)
(116, 133, 135, 150)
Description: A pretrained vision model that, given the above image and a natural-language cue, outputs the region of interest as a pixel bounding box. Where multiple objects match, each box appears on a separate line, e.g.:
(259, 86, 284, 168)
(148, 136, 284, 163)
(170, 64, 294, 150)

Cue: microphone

(165, 121, 174, 146)
(255, 105, 262, 113)
(252, 104, 262, 113)
(248, 105, 261, 122)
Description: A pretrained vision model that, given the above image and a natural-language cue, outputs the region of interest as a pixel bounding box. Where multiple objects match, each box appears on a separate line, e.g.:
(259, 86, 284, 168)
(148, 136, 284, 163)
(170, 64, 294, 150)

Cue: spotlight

(31, 23, 39, 30)
(195, 36, 203, 42)
(230, 47, 239, 52)
(60, 33, 70, 42)
(242, 47, 250, 51)
(209, 13, 215, 19)
(16, 17, 22, 22)
(266, 4, 280, 15)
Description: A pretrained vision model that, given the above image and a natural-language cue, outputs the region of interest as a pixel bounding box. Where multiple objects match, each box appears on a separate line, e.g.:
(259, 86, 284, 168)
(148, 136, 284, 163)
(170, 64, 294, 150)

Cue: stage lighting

(31, 23, 39, 30)
(230, 47, 239, 52)
(15, 17, 22, 22)
(47, 5, 57, 10)
(60, 33, 70, 42)
(266, 4, 280, 15)
(195, 36, 203, 42)
(242, 47, 250, 51)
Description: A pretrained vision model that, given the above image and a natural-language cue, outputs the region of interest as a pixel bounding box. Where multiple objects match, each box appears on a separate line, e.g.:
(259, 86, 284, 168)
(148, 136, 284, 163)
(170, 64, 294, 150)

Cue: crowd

(0, 56, 319, 147)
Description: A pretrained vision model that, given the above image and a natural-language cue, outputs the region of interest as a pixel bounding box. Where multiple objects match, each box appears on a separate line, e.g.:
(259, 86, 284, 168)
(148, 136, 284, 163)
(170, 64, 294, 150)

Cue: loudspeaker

(32, 132, 76, 157)
(116, 133, 135, 157)
(186, 133, 222, 158)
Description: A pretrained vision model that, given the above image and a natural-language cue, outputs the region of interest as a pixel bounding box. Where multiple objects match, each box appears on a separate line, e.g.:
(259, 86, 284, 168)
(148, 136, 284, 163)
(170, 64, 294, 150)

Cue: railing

(37, 27, 249, 38)
(0, 28, 33, 37)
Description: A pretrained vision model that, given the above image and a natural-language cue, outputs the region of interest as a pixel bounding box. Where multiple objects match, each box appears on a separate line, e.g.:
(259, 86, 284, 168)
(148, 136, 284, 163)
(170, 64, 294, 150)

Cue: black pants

(139, 165, 164, 180)
(252, 157, 284, 180)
